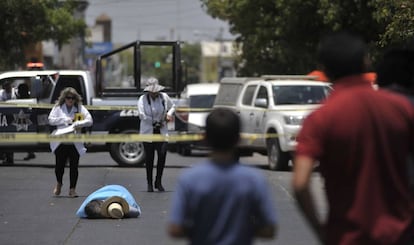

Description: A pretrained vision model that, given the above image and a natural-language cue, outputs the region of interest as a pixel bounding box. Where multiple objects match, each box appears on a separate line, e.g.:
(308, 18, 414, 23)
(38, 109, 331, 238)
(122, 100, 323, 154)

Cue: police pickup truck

(0, 41, 184, 167)
(213, 75, 332, 170)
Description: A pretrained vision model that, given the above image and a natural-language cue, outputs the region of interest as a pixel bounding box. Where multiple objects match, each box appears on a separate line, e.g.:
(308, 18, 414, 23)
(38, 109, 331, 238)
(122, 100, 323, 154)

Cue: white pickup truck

(213, 75, 332, 170)
(0, 41, 184, 167)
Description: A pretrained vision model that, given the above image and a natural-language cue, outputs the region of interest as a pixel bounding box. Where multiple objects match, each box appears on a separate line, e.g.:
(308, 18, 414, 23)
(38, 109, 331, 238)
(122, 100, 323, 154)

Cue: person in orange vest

(307, 69, 329, 82)
(308, 68, 377, 85)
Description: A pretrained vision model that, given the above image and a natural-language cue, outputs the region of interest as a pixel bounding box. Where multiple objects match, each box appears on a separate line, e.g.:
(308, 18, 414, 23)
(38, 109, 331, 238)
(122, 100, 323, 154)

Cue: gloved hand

(63, 117, 73, 125)
(72, 121, 82, 128)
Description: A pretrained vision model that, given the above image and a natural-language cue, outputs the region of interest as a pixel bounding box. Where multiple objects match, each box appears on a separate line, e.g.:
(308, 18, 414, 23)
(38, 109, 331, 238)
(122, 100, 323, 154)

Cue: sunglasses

(65, 96, 75, 100)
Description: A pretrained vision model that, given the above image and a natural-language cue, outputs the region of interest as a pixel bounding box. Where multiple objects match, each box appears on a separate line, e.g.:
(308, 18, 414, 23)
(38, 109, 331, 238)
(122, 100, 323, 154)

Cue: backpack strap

(147, 93, 165, 109)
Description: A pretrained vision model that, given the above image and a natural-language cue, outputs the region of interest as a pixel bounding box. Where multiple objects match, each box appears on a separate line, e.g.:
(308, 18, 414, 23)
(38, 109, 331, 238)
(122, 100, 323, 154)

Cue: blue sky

(85, 0, 235, 44)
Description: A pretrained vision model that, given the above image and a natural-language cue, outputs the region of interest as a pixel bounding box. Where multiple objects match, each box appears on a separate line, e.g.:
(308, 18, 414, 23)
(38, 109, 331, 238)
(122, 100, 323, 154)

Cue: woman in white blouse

(137, 77, 175, 192)
(48, 87, 93, 197)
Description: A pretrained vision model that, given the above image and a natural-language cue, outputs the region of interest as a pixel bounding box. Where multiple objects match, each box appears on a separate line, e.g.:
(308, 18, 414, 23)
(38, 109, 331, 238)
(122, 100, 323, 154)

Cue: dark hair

(2, 81, 11, 89)
(376, 48, 414, 89)
(17, 83, 30, 98)
(317, 31, 367, 81)
(57, 87, 82, 106)
(85, 200, 104, 219)
(205, 108, 240, 151)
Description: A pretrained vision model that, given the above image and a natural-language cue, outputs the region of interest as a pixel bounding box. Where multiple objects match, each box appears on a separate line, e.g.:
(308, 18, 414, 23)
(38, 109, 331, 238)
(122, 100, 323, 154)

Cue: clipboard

(52, 124, 75, 135)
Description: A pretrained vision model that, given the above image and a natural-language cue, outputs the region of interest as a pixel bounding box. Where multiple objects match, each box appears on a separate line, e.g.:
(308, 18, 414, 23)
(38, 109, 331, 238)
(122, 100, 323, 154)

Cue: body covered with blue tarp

(76, 185, 141, 218)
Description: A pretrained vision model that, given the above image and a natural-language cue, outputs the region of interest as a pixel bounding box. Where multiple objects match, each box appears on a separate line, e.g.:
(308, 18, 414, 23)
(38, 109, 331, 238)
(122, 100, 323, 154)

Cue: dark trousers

(143, 142, 167, 185)
(54, 144, 80, 188)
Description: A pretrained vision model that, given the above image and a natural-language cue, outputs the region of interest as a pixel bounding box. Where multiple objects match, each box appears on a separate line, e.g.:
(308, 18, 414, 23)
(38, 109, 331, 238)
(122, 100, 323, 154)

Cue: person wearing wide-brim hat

(76, 185, 141, 219)
(137, 77, 176, 192)
(143, 77, 166, 93)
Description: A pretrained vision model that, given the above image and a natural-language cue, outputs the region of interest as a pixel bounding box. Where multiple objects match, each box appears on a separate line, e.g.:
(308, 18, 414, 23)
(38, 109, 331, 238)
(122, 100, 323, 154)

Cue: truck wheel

(167, 143, 178, 153)
(266, 137, 290, 171)
(109, 129, 145, 167)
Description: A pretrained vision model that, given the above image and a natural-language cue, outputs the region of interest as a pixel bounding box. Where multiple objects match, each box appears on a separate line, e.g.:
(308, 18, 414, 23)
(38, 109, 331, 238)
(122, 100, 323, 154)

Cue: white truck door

(251, 85, 269, 147)
(238, 84, 258, 146)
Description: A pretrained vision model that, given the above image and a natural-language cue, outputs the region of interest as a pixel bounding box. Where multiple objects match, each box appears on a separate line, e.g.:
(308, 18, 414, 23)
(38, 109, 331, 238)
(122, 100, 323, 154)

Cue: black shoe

(3, 153, 13, 165)
(154, 181, 165, 192)
(147, 184, 154, 192)
(24, 153, 36, 161)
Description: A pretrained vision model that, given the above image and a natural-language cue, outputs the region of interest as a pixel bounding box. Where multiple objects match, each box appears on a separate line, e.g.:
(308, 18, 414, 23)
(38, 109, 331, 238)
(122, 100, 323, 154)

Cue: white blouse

(137, 92, 175, 140)
(48, 103, 93, 155)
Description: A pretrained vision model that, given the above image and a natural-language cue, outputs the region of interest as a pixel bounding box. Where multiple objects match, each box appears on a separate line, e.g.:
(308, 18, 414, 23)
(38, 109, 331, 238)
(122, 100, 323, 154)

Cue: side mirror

(254, 98, 268, 108)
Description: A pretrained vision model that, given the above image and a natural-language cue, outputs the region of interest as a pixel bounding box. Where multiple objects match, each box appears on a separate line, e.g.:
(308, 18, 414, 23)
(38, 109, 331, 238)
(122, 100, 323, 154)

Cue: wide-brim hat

(100, 196, 129, 218)
(144, 77, 165, 92)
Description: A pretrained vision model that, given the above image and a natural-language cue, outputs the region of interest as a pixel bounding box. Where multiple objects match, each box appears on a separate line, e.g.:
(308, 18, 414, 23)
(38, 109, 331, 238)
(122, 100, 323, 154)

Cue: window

(189, 95, 216, 108)
(255, 86, 269, 107)
(215, 83, 243, 106)
(273, 85, 330, 105)
(51, 75, 85, 103)
(242, 85, 256, 106)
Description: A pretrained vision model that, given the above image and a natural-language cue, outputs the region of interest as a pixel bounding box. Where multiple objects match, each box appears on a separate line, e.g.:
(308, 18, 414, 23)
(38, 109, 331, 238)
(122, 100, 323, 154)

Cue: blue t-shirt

(169, 160, 277, 245)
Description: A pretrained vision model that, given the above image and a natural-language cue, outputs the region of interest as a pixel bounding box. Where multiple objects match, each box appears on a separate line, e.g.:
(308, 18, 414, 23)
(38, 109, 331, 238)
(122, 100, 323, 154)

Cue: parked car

(174, 83, 220, 155)
(0, 41, 185, 167)
(213, 75, 332, 170)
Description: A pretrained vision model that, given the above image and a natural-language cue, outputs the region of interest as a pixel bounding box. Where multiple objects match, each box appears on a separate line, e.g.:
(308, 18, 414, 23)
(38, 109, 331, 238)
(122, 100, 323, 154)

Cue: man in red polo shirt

(292, 31, 414, 245)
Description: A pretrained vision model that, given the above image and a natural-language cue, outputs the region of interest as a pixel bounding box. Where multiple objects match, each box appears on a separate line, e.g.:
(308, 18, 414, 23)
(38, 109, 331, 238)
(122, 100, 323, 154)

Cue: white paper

(52, 125, 75, 136)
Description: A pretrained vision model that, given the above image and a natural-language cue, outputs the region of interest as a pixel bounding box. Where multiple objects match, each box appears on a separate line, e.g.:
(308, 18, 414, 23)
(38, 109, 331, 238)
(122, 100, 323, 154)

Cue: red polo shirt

(296, 74, 414, 245)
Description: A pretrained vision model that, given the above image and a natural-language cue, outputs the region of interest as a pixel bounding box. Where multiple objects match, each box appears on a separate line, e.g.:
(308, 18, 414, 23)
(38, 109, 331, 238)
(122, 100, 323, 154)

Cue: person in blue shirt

(168, 108, 278, 245)
(76, 185, 141, 219)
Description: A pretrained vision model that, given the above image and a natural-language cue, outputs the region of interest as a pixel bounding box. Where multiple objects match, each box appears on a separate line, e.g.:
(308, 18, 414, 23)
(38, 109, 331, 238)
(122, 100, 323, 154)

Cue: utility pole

(176, 0, 181, 40)
(217, 27, 224, 82)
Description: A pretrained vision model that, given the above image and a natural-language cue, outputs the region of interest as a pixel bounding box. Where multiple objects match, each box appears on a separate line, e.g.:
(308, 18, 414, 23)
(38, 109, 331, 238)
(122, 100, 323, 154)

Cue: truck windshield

(189, 94, 216, 109)
(273, 85, 330, 105)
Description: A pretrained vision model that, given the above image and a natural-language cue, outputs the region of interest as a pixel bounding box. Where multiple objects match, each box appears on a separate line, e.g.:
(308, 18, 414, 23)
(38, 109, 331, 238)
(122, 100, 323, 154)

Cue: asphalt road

(0, 151, 326, 245)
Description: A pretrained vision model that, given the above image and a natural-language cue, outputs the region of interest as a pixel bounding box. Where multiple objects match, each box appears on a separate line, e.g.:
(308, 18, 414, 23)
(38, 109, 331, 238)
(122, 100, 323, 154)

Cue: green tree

(140, 43, 201, 88)
(0, 0, 86, 70)
(181, 43, 201, 84)
(201, 0, 414, 75)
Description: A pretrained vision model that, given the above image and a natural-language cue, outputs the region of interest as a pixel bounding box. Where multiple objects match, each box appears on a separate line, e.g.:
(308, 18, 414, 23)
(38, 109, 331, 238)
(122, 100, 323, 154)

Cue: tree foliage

(0, 0, 86, 70)
(201, 0, 414, 76)
(140, 43, 201, 88)
(181, 43, 201, 85)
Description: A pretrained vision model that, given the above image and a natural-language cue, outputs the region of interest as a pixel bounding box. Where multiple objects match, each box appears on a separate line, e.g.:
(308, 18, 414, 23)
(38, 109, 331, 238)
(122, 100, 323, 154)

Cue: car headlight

(284, 115, 305, 125)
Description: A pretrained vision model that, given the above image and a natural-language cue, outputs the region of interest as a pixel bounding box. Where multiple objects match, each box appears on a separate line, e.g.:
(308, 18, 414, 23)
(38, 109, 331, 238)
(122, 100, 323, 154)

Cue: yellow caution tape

(0, 132, 290, 143)
(0, 102, 53, 109)
(241, 133, 283, 139)
(0, 102, 312, 112)
(0, 103, 297, 143)
(0, 133, 204, 143)
(175, 108, 212, 112)
(0, 102, 211, 112)
(0, 102, 137, 111)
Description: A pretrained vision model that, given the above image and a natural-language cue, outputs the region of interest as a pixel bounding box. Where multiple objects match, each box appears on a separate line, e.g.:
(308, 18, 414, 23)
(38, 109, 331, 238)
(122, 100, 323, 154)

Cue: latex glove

(63, 117, 73, 125)
(72, 121, 82, 128)
(166, 114, 173, 122)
